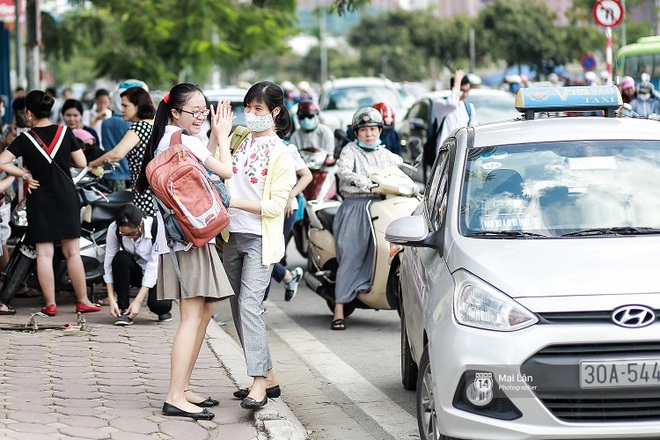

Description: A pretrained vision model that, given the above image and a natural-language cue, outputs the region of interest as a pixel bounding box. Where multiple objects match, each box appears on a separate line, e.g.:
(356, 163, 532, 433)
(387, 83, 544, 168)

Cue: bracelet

(21, 173, 30, 181)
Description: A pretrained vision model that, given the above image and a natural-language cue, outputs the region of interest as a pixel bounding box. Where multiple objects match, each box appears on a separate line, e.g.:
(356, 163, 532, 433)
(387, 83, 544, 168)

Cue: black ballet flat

(240, 395, 268, 410)
(194, 397, 219, 408)
(162, 402, 215, 420)
(233, 384, 281, 399)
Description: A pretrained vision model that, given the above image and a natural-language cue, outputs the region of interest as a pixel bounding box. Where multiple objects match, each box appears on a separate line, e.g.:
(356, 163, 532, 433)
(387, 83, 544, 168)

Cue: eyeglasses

(119, 222, 143, 239)
(178, 108, 210, 119)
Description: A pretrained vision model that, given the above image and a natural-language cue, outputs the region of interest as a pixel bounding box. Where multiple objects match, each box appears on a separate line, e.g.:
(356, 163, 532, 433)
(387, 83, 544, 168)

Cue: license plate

(580, 359, 660, 389)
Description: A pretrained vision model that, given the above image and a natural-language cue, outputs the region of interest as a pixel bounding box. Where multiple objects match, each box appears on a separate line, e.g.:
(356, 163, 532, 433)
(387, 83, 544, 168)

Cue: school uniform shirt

(103, 216, 166, 288)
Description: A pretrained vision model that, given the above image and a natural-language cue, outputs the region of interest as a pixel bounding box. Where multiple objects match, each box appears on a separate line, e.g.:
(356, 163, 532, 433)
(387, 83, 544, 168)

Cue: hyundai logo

(611, 305, 656, 328)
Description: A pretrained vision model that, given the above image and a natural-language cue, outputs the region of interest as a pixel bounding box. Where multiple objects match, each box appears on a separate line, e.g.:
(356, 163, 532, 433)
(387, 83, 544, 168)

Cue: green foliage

(46, 0, 297, 88)
(475, 0, 569, 76)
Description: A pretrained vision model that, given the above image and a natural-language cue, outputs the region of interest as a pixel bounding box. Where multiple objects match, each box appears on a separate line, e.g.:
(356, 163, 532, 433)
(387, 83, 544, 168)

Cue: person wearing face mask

(630, 81, 660, 118)
(222, 81, 296, 410)
(330, 107, 403, 331)
(289, 100, 334, 156)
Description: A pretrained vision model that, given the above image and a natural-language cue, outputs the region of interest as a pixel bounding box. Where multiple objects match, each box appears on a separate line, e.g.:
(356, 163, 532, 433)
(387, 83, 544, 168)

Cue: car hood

(447, 236, 660, 298)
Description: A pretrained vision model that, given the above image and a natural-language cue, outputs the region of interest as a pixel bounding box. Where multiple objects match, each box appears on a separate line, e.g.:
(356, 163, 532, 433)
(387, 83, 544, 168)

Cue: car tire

(417, 345, 446, 440)
(401, 304, 418, 390)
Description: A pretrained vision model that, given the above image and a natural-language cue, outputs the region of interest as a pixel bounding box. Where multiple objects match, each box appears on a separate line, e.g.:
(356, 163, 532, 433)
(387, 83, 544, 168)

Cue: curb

(206, 319, 310, 440)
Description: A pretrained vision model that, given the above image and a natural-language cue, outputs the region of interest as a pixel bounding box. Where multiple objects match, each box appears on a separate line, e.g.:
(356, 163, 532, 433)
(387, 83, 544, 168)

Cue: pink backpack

(146, 130, 229, 248)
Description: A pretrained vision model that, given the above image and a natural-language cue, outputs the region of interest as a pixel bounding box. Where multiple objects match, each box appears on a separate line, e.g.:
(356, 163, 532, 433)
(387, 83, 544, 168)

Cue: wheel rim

(420, 361, 439, 440)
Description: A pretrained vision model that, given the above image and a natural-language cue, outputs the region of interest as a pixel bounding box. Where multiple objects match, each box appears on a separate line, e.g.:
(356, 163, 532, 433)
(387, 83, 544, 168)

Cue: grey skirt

(157, 244, 234, 301)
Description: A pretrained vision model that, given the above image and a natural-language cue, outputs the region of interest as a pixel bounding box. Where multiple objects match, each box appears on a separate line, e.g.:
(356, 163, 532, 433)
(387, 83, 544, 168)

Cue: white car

(318, 77, 404, 132)
(387, 86, 660, 439)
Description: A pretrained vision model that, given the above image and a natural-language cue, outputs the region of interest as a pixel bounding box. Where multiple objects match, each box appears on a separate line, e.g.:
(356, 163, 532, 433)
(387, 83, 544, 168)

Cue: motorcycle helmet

(372, 102, 395, 127)
(112, 79, 149, 113)
(297, 100, 320, 119)
(351, 106, 383, 132)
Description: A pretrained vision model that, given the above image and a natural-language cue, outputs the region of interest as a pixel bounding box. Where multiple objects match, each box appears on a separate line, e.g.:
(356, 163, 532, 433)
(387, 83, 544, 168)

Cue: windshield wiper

(467, 230, 549, 238)
(562, 227, 660, 237)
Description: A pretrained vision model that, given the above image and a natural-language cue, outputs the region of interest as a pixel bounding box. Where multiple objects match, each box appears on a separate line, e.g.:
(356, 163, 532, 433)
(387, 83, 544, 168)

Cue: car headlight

(453, 271, 537, 331)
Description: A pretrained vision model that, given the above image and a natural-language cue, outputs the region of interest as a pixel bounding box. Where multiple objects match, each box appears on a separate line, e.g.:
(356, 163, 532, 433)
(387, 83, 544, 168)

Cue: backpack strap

(151, 194, 191, 297)
(171, 129, 184, 146)
(464, 100, 472, 125)
(149, 215, 158, 245)
(227, 126, 251, 157)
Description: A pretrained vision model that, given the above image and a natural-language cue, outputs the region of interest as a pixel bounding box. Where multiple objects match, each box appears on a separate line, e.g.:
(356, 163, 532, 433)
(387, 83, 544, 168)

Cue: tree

(45, 0, 297, 88)
(475, 0, 570, 76)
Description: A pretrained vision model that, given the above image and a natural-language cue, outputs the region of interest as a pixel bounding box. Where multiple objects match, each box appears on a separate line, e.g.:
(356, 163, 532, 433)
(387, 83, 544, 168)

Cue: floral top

(228, 135, 282, 235)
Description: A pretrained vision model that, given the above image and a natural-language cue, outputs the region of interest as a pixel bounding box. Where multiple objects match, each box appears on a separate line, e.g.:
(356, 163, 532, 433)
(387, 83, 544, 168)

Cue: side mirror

(386, 215, 441, 250)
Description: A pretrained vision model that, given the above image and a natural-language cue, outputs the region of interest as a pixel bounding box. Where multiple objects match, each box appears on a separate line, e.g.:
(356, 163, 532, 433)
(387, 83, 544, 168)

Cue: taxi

(386, 86, 660, 439)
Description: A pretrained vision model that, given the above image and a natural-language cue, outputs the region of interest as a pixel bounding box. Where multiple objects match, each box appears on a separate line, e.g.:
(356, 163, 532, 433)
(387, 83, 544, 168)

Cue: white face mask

(0, 106, 4, 119)
(245, 111, 275, 133)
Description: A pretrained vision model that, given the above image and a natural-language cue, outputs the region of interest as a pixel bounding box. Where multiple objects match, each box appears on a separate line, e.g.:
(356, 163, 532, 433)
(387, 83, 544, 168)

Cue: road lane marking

(265, 302, 419, 439)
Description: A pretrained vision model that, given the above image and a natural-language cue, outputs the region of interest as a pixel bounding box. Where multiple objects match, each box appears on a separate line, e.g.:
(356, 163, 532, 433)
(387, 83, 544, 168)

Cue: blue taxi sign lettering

(514, 86, 623, 120)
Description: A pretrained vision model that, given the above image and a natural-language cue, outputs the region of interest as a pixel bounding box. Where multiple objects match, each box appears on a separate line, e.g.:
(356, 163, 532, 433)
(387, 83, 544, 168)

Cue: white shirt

(103, 216, 165, 288)
(434, 88, 478, 150)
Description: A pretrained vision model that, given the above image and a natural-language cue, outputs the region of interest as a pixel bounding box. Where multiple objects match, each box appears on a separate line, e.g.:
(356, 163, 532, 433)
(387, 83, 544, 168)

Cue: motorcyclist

(289, 100, 334, 156)
(331, 107, 403, 331)
(345, 102, 402, 156)
(630, 81, 660, 118)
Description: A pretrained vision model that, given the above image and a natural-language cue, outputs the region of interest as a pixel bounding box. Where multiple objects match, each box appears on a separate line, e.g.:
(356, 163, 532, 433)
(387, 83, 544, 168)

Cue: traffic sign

(593, 0, 625, 28)
(581, 54, 597, 72)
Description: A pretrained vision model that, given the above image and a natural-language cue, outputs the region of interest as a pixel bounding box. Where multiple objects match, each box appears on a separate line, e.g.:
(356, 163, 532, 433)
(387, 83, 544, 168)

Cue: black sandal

(0, 302, 16, 315)
(331, 318, 346, 330)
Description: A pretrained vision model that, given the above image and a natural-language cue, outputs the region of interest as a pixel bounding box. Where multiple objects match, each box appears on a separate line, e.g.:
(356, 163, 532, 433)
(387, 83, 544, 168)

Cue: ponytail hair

(25, 90, 54, 119)
(244, 81, 292, 138)
(136, 83, 204, 193)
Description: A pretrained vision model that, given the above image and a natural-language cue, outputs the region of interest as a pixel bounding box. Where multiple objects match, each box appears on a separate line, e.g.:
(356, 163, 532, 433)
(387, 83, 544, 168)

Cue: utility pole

(15, 0, 26, 90)
(320, 2, 328, 85)
(25, 0, 40, 91)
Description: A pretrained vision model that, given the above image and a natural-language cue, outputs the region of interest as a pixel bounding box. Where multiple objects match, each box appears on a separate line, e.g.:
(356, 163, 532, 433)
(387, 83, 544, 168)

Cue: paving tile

(159, 419, 211, 439)
(108, 417, 159, 434)
(59, 425, 112, 439)
(58, 415, 109, 429)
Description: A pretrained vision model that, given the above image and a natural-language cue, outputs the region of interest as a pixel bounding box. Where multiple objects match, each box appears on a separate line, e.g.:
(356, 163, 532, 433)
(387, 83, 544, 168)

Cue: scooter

(290, 146, 339, 258)
(304, 165, 420, 317)
(0, 167, 133, 305)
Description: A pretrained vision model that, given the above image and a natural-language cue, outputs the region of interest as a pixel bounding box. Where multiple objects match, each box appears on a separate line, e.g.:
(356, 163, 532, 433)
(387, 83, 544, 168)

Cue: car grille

(521, 343, 660, 422)
(538, 310, 660, 325)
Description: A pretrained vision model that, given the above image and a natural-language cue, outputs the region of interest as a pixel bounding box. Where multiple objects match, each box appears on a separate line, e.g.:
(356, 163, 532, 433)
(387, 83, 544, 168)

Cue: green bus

(616, 36, 660, 89)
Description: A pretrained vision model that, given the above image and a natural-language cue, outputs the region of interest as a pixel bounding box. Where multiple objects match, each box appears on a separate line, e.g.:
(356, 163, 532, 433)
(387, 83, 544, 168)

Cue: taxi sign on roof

(515, 85, 622, 119)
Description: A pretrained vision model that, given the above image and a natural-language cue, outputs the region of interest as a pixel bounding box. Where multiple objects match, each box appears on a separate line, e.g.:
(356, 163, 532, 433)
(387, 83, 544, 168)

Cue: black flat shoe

(241, 395, 268, 410)
(162, 402, 215, 420)
(233, 384, 281, 399)
(194, 397, 219, 408)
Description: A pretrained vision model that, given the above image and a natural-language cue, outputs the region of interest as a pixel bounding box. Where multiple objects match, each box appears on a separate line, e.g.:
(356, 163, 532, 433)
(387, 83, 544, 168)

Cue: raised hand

(210, 99, 235, 140)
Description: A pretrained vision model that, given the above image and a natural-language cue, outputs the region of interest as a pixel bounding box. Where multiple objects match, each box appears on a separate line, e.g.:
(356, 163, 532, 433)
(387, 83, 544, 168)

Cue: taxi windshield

(461, 140, 660, 238)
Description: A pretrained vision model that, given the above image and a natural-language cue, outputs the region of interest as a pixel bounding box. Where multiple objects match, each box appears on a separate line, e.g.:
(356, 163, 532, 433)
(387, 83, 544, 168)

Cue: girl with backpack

(103, 203, 172, 325)
(136, 83, 235, 421)
(222, 81, 296, 410)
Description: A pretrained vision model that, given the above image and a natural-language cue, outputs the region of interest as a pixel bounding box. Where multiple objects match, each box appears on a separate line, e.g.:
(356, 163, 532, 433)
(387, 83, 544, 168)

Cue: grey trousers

(223, 233, 274, 377)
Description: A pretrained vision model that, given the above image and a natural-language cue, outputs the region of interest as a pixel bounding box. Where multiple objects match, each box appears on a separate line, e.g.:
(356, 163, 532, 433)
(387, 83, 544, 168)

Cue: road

(215, 245, 419, 440)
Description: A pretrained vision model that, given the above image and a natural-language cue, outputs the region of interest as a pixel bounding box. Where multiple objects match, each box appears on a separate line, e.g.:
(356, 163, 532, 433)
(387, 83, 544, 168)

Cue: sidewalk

(0, 291, 308, 439)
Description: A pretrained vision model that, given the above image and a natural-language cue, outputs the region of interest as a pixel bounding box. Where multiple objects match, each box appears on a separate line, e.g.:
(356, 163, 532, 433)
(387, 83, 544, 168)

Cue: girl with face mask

(222, 81, 296, 409)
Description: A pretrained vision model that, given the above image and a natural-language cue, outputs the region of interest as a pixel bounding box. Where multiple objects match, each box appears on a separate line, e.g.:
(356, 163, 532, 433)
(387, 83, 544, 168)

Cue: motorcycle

(290, 146, 339, 258)
(304, 165, 420, 317)
(0, 166, 133, 305)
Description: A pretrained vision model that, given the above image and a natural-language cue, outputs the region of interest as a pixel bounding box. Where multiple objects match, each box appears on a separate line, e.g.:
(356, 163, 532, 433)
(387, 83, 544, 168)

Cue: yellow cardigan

(224, 145, 296, 265)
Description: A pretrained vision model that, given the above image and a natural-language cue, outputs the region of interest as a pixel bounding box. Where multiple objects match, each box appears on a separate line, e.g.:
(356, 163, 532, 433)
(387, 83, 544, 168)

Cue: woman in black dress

(0, 90, 102, 317)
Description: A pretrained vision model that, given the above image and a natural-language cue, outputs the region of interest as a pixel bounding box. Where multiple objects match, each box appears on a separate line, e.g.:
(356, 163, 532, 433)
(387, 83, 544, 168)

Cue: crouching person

(104, 203, 172, 325)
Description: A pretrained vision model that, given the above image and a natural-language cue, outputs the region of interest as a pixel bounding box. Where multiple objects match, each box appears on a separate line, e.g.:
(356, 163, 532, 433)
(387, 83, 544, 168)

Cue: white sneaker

(284, 267, 303, 302)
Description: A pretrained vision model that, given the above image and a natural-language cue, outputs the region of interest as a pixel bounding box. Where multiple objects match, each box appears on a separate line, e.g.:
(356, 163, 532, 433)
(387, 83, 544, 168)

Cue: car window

(322, 86, 402, 111)
(425, 139, 453, 230)
(467, 94, 519, 124)
(461, 140, 660, 237)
